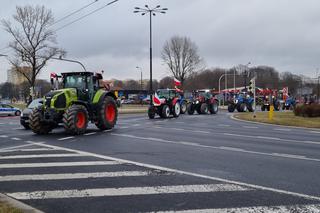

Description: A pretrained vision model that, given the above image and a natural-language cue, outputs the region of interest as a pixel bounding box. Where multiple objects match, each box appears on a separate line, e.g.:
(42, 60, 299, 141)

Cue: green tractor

(29, 72, 118, 135)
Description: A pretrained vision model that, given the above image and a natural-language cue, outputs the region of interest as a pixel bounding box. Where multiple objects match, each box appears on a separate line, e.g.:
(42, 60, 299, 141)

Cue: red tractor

(187, 90, 219, 115)
(148, 89, 181, 119)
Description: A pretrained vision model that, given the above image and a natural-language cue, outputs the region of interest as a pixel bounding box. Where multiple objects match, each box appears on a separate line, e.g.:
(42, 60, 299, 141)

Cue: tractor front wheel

(63, 105, 89, 135)
(148, 105, 156, 119)
(210, 102, 218, 114)
(180, 101, 187, 114)
(228, 104, 235, 112)
(172, 102, 181, 118)
(200, 103, 209, 114)
(29, 108, 53, 135)
(95, 96, 118, 130)
(187, 103, 195, 115)
(162, 105, 170, 118)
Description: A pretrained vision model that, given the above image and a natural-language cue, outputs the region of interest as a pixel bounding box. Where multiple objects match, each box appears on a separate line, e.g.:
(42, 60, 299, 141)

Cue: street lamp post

(134, 5, 168, 104)
(52, 56, 87, 72)
(136, 66, 143, 92)
(244, 62, 251, 91)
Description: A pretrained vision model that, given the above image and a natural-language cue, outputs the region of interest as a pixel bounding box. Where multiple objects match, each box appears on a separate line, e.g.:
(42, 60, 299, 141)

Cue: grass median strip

(0, 201, 22, 213)
(234, 111, 320, 128)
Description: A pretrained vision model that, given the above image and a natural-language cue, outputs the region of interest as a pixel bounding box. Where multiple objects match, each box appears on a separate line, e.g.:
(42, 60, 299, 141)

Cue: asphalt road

(0, 110, 320, 212)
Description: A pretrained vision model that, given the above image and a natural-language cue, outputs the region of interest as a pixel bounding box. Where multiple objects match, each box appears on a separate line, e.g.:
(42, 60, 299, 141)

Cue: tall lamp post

(244, 62, 251, 91)
(134, 5, 168, 104)
(136, 66, 143, 92)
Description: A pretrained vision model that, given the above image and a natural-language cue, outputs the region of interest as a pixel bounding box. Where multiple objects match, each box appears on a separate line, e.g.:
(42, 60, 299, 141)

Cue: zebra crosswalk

(0, 143, 319, 213)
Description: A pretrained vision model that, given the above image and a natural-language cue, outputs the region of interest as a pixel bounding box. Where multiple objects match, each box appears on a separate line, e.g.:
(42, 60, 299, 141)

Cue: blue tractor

(228, 93, 254, 112)
(282, 96, 296, 110)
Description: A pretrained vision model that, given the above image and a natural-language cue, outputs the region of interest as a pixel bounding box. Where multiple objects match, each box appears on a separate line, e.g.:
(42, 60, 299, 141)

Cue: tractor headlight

(235, 99, 239, 104)
(196, 100, 199, 104)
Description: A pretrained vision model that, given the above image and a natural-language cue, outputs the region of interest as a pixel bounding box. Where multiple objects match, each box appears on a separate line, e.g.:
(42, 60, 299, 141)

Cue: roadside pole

(253, 77, 256, 118)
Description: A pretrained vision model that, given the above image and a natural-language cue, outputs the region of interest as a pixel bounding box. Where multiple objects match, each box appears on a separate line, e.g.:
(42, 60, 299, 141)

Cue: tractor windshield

(197, 91, 212, 99)
(63, 75, 87, 90)
(157, 90, 170, 99)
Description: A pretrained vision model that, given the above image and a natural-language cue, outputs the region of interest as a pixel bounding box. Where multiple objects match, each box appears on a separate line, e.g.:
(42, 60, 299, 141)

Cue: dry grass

(234, 111, 320, 128)
(0, 202, 22, 213)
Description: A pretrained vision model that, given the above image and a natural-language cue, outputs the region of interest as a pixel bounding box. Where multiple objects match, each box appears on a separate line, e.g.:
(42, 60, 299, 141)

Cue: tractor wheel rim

(105, 104, 116, 123)
(76, 112, 86, 129)
(175, 103, 180, 115)
(166, 107, 170, 116)
(214, 104, 218, 111)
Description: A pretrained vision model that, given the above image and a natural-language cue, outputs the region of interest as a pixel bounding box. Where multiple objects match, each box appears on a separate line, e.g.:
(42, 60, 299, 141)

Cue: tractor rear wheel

(261, 105, 266, 111)
(187, 103, 195, 115)
(95, 96, 118, 130)
(200, 103, 209, 114)
(148, 105, 156, 119)
(172, 102, 181, 117)
(180, 101, 187, 114)
(29, 108, 53, 135)
(63, 105, 89, 135)
(239, 103, 247, 112)
(162, 105, 170, 118)
(247, 103, 254, 112)
(210, 102, 218, 114)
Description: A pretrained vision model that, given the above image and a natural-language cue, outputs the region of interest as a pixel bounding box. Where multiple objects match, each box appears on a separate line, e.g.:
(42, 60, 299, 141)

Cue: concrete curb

(230, 114, 320, 131)
(0, 193, 44, 213)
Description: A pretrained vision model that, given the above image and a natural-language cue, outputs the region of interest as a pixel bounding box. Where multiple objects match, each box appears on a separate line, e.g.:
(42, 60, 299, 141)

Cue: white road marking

(111, 133, 320, 163)
(8, 184, 251, 200)
(193, 130, 210, 134)
(218, 124, 230, 127)
(118, 126, 129, 129)
(0, 161, 121, 169)
(132, 124, 141, 127)
(84, 132, 96, 136)
(28, 142, 320, 201)
(242, 126, 258, 129)
(153, 126, 209, 134)
(175, 121, 185, 124)
(0, 153, 86, 159)
(310, 131, 320, 134)
(274, 128, 292, 131)
(153, 204, 320, 213)
(272, 153, 306, 159)
(11, 137, 21, 141)
(104, 129, 113, 133)
(219, 146, 245, 152)
(223, 133, 320, 145)
(0, 135, 8, 138)
(0, 143, 43, 151)
(0, 171, 150, 182)
(58, 136, 75, 141)
(0, 148, 53, 153)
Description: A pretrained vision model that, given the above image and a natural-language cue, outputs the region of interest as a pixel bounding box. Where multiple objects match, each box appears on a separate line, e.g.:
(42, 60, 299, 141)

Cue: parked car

(20, 98, 43, 129)
(0, 103, 21, 116)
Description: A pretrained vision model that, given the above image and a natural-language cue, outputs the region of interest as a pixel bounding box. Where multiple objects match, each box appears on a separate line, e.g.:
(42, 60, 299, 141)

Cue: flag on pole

(174, 78, 181, 86)
(153, 92, 161, 106)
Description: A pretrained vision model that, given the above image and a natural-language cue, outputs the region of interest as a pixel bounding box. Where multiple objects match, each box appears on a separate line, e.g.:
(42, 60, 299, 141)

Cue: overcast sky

(1, 0, 320, 83)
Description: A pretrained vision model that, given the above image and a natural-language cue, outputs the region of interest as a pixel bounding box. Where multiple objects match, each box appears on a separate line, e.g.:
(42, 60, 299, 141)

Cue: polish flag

(153, 92, 161, 106)
(175, 86, 183, 93)
(174, 78, 181, 86)
(50, 72, 57, 78)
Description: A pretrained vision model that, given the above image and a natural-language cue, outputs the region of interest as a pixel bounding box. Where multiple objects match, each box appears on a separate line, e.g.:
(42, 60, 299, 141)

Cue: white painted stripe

(84, 132, 96, 136)
(8, 184, 251, 200)
(58, 136, 75, 141)
(0, 171, 150, 182)
(0, 143, 44, 151)
(153, 204, 320, 213)
(193, 130, 210, 134)
(111, 133, 320, 163)
(104, 129, 113, 133)
(242, 126, 258, 129)
(0, 135, 8, 138)
(0, 161, 121, 169)
(11, 138, 21, 141)
(274, 128, 292, 131)
(218, 124, 230, 127)
(310, 131, 320, 134)
(224, 132, 320, 145)
(28, 142, 320, 201)
(272, 153, 306, 159)
(132, 124, 141, 127)
(0, 148, 53, 153)
(153, 126, 209, 134)
(0, 153, 85, 159)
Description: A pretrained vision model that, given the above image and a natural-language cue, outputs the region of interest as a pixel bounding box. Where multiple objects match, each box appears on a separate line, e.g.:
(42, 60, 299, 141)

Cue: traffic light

(248, 79, 253, 92)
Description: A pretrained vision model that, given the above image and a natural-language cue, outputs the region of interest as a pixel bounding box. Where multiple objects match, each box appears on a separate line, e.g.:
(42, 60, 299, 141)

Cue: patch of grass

(0, 201, 23, 213)
(234, 111, 320, 128)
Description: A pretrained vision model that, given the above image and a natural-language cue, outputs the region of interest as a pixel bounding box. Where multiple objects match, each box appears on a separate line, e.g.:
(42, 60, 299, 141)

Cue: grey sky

(1, 0, 320, 83)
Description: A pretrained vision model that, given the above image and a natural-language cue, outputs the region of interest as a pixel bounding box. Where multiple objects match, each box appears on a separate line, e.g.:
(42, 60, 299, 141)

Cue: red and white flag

(282, 87, 288, 96)
(50, 72, 57, 78)
(175, 86, 183, 93)
(153, 92, 161, 106)
(174, 78, 181, 86)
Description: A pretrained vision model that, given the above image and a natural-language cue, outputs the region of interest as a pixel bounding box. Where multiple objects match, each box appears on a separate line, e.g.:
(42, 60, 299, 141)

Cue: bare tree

(2, 5, 63, 98)
(161, 36, 203, 87)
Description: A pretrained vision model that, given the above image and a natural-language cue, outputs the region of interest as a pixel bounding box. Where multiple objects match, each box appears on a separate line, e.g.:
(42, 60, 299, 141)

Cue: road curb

(230, 114, 320, 131)
(0, 193, 44, 213)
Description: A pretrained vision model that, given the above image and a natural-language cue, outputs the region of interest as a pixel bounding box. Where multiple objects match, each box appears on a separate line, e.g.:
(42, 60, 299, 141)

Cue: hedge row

(294, 104, 320, 117)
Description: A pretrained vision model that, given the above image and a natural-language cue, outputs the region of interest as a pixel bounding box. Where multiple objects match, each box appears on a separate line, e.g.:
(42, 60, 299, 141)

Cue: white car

(0, 103, 21, 116)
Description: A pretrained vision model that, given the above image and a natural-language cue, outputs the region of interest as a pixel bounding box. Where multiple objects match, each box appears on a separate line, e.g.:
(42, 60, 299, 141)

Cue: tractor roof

(61, 72, 94, 76)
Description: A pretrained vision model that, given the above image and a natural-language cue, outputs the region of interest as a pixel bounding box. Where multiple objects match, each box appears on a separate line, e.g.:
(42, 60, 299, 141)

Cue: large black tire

(210, 102, 219, 114)
(148, 105, 156, 119)
(95, 96, 118, 130)
(29, 108, 53, 135)
(15, 110, 21, 116)
(239, 103, 247, 112)
(172, 102, 181, 117)
(200, 103, 209, 114)
(180, 101, 187, 114)
(63, 105, 89, 135)
(162, 105, 170, 118)
(228, 104, 235, 113)
(247, 103, 253, 112)
(187, 103, 195, 115)
(22, 124, 30, 130)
